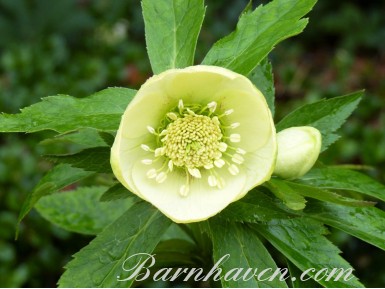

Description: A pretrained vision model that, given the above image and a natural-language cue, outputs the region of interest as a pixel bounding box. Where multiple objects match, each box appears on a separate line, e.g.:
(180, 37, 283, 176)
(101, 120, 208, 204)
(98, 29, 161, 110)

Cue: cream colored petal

(131, 161, 247, 223)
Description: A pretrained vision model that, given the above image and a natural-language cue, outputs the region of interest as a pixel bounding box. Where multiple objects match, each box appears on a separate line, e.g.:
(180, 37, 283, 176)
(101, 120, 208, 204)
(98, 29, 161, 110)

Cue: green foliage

(256, 218, 363, 287)
(249, 57, 275, 116)
(209, 219, 288, 288)
(35, 186, 134, 235)
(47, 147, 112, 174)
(142, 0, 205, 74)
(0, 88, 136, 133)
(18, 164, 93, 224)
(203, 0, 317, 75)
(58, 202, 172, 288)
(300, 167, 385, 202)
(276, 91, 363, 151)
(100, 183, 135, 202)
(305, 200, 385, 251)
(265, 179, 307, 210)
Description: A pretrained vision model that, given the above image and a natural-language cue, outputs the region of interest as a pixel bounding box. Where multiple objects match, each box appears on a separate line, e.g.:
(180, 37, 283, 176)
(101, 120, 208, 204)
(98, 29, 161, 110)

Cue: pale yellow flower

(111, 65, 276, 223)
(274, 126, 321, 179)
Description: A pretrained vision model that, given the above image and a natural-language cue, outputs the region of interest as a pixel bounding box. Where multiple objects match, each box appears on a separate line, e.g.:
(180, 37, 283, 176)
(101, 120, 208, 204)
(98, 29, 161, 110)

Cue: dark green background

(0, 0, 384, 287)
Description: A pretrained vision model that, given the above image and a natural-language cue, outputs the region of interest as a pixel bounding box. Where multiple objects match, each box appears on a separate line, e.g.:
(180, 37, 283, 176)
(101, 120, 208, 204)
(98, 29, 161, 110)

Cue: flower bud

(273, 126, 321, 179)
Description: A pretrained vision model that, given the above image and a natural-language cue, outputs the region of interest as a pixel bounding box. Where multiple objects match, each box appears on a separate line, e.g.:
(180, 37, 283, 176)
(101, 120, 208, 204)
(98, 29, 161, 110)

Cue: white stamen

(204, 163, 214, 169)
(230, 122, 240, 129)
(154, 147, 166, 157)
(179, 185, 189, 197)
(236, 148, 246, 155)
(168, 160, 174, 172)
(167, 112, 178, 121)
(232, 154, 244, 164)
(214, 159, 225, 168)
(217, 177, 225, 189)
(141, 144, 151, 151)
(186, 108, 196, 115)
(146, 169, 157, 179)
(178, 99, 184, 111)
(230, 134, 241, 143)
(208, 175, 217, 187)
(147, 126, 156, 134)
(218, 142, 228, 152)
(159, 129, 168, 136)
(156, 172, 167, 183)
(207, 101, 217, 113)
(188, 167, 201, 178)
(228, 164, 239, 175)
(224, 109, 234, 115)
(141, 159, 153, 165)
(212, 116, 220, 126)
(213, 151, 222, 159)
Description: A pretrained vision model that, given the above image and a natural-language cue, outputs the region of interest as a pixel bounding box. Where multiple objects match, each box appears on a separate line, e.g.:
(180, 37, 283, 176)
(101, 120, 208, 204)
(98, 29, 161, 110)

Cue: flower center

(163, 114, 222, 168)
(141, 100, 246, 197)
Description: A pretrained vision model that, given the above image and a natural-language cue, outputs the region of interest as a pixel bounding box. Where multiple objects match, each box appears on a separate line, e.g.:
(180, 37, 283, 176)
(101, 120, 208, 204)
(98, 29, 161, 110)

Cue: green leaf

(18, 164, 93, 224)
(284, 180, 375, 207)
(255, 218, 363, 287)
(209, 219, 288, 288)
(286, 259, 320, 288)
(249, 57, 275, 116)
(219, 189, 298, 223)
(276, 91, 363, 151)
(0, 87, 135, 133)
(35, 186, 135, 235)
(265, 179, 307, 210)
(100, 183, 135, 202)
(305, 200, 385, 251)
(58, 201, 172, 288)
(142, 0, 205, 74)
(46, 147, 111, 174)
(202, 0, 316, 75)
(39, 128, 109, 152)
(300, 167, 385, 203)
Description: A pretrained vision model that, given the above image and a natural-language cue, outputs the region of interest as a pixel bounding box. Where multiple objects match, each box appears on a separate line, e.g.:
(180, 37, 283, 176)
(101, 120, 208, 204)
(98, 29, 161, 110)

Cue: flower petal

(131, 161, 247, 223)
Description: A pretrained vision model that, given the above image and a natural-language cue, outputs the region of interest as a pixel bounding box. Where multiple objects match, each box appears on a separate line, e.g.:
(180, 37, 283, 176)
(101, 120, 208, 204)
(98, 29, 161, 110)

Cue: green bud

(273, 126, 321, 179)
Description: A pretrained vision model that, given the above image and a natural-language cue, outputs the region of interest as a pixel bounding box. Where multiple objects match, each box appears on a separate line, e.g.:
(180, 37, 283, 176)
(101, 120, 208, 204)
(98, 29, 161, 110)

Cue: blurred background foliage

(0, 0, 384, 287)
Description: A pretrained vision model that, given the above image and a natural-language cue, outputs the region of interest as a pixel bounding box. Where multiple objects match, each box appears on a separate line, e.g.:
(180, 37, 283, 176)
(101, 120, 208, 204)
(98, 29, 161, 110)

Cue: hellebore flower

(111, 65, 276, 223)
(273, 126, 321, 180)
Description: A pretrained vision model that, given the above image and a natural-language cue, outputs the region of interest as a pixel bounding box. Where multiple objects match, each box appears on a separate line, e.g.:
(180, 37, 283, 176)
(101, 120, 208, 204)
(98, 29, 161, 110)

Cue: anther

(218, 142, 228, 152)
(188, 167, 201, 178)
(156, 172, 167, 183)
(229, 134, 241, 143)
(208, 175, 217, 187)
(178, 99, 184, 112)
(207, 101, 217, 113)
(236, 148, 246, 155)
(228, 164, 239, 175)
(230, 122, 240, 129)
(146, 169, 157, 179)
(159, 129, 168, 136)
(168, 160, 174, 172)
(232, 154, 244, 164)
(217, 177, 225, 189)
(141, 159, 153, 165)
(141, 144, 151, 152)
(214, 159, 225, 168)
(224, 109, 234, 115)
(167, 112, 178, 121)
(204, 163, 214, 169)
(154, 147, 166, 157)
(179, 185, 189, 197)
(147, 126, 156, 134)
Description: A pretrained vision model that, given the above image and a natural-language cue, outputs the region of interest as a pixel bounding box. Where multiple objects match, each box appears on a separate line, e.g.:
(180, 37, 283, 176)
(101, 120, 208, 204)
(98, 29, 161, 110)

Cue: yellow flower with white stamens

(111, 65, 277, 223)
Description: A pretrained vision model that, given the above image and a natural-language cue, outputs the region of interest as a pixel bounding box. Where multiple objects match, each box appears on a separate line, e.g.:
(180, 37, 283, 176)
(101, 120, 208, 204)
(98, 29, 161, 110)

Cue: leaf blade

(202, 0, 316, 75)
(0, 87, 136, 133)
(209, 219, 288, 288)
(35, 186, 135, 235)
(305, 200, 385, 251)
(276, 91, 363, 151)
(58, 201, 172, 288)
(256, 218, 363, 287)
(142, 0, 205, 74)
